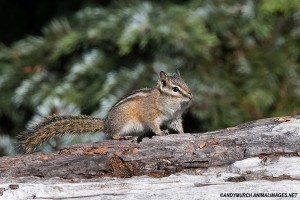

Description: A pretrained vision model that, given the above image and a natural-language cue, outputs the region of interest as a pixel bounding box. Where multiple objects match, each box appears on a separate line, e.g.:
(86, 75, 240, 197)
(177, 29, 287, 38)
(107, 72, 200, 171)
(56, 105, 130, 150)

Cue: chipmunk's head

(158, 70, 192, 102)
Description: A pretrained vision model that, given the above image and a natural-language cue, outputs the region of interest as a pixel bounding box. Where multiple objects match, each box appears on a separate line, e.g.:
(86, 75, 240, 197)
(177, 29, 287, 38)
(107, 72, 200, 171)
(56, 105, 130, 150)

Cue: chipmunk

(18, 70, 192, 153)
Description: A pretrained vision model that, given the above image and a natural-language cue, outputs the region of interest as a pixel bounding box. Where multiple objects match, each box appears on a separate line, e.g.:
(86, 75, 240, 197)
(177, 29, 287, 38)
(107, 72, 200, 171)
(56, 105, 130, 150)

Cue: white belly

(119, 121, 148, 136)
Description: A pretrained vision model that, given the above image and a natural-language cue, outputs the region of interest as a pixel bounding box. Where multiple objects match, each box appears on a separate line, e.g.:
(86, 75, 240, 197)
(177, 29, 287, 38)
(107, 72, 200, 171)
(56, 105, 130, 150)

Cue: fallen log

(1, 116, 300, 199)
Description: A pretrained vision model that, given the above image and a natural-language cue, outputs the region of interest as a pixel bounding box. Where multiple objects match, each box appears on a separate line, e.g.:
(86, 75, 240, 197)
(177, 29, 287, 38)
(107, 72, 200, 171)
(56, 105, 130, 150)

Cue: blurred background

(1, 0, 300, 156)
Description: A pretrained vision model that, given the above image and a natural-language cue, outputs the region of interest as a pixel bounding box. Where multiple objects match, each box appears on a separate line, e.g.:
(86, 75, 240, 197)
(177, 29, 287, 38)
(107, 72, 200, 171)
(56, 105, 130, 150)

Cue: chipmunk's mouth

(182, 96, 192, 104)
(188, 94, 193, 101)
(183, 93, 192, 101)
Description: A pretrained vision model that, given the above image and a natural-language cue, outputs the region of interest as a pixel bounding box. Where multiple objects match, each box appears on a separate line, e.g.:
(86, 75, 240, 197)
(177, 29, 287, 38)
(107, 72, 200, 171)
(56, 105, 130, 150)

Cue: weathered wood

(1, 116, 300, 179)
(1, 116, 300, 199)
(1, 175, 300, 200)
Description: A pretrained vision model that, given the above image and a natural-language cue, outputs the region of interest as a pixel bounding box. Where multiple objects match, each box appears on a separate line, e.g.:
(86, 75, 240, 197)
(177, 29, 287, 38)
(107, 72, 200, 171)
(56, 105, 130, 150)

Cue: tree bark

(1, 116, 300, 199)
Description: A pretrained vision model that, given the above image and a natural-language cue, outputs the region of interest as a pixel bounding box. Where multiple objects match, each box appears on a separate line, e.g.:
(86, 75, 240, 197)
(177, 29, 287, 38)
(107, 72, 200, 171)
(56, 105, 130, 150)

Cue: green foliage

(1, 0, 300, 154)
(0, 135, 15, 156)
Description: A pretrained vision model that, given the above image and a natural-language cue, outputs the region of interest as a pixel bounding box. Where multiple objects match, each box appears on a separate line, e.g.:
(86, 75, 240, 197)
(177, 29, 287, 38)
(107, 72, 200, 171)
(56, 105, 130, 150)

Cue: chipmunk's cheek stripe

(181, 91, 192, 100)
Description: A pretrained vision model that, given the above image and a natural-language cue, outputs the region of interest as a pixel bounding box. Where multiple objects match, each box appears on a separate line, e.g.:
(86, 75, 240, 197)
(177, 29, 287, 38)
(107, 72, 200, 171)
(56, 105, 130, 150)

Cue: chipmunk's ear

(160, 71, 167, 86)
(176, 69, 181, 77)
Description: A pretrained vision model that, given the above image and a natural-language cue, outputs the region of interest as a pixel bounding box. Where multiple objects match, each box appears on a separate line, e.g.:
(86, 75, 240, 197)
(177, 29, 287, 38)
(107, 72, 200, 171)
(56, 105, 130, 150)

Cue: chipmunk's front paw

(160, 130, 169, 136)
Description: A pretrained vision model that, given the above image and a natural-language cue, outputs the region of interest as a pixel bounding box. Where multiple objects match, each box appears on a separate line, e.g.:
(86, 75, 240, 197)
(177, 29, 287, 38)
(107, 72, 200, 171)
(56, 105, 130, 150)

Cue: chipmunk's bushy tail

(17, 115, 105, 154)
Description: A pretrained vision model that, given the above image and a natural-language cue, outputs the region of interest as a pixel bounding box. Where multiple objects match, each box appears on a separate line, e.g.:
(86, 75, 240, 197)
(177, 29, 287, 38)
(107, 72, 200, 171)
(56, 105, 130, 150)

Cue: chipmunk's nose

(188, 93, 193, 101)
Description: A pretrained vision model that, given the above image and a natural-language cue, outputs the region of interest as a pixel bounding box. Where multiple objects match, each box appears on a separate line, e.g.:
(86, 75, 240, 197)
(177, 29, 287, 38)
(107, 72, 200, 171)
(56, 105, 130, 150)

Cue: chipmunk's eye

(173, 87, 180, 92)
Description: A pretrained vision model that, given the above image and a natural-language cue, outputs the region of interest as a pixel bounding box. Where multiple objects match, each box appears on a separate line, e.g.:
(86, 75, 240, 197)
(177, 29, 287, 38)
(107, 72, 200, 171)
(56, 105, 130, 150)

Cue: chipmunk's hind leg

(112, 134, 134, 140)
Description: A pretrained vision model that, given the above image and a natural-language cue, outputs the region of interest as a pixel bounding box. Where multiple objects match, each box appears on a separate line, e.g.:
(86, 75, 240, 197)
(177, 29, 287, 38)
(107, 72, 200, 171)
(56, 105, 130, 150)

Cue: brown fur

(18, 115, 104, 153)
(18, 71, 192, 154)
